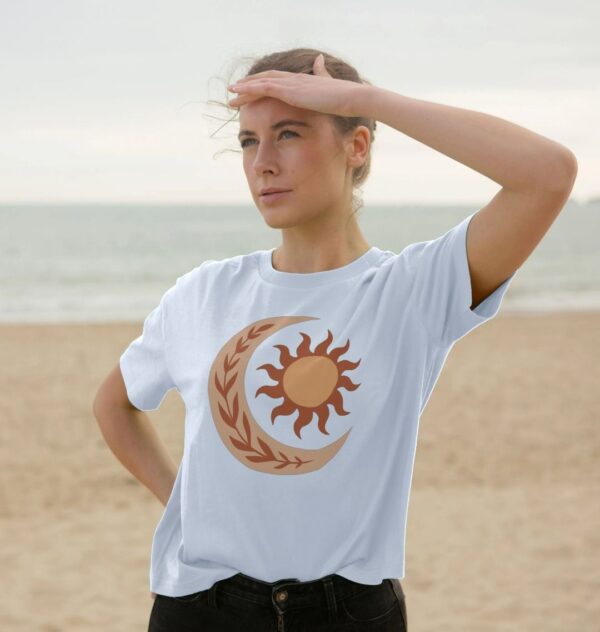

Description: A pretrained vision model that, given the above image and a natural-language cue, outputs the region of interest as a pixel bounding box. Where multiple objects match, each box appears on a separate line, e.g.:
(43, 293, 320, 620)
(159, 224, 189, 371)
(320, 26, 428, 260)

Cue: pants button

(275, 590, 288, 603)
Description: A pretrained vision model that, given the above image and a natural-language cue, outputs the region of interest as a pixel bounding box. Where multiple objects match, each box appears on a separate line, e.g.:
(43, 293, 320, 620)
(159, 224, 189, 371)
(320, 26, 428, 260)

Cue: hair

(207, 47, 378, 217)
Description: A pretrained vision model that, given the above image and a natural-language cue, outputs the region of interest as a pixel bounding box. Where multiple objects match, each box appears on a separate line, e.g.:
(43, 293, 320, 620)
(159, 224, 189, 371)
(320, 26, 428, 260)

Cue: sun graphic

(254, 329, 361, 440)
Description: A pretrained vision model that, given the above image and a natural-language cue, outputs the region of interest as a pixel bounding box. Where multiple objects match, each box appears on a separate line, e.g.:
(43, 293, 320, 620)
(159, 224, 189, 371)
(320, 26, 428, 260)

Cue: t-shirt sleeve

(119, 286, 177, 411)
(410, 211, 517, 346)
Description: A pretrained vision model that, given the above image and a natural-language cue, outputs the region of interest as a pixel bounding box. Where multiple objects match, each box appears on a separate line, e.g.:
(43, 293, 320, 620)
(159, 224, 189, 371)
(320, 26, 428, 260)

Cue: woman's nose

(252, 145, 279, 174)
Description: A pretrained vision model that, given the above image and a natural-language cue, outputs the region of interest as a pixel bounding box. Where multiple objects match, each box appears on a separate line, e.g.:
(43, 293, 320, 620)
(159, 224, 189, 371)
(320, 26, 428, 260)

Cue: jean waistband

(213, 572, 394, 609)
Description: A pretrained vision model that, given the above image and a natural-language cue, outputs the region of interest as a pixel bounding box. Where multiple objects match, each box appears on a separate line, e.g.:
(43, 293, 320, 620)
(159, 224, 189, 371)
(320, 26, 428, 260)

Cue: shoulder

(170, 251, 261, 295)
(401, 214, 475, 274)
(374, 242, 430, 279)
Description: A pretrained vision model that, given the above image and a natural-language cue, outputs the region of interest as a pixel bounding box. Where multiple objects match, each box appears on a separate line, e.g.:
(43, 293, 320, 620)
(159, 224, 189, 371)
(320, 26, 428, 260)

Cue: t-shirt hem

(439, 211, 516, 347)
(150, 570, 241, 597)
(150, 566, 406, 595)
(334, 567, 406, 585)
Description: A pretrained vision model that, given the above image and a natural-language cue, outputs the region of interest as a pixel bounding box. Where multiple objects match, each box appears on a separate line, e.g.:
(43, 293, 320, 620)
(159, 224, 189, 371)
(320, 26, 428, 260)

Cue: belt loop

(322, 577, 338, 624)
(207, 581, 217, 608)
(389, 577, 404, 603)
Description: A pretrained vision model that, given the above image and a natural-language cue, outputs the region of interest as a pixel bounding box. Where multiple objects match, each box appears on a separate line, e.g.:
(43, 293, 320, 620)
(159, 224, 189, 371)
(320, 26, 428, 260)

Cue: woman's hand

(227, 53, 368, 118)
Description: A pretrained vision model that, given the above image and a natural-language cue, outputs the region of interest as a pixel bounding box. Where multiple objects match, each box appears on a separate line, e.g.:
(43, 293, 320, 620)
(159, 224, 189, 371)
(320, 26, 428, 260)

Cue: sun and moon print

(208, 316, 362, 475)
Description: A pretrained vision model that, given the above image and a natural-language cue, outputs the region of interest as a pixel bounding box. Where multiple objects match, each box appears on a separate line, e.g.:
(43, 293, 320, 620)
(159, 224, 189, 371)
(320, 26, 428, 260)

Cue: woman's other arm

(92, 364, 178, 508)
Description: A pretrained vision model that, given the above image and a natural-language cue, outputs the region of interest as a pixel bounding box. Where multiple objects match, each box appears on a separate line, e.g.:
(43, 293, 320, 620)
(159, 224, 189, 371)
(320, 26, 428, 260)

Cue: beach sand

(1, 312, 598, 631)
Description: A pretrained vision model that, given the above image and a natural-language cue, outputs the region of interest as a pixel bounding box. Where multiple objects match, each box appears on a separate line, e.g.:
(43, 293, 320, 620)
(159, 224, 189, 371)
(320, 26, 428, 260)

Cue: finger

(229, 78, 269, 91)
(230, 70, 292, 85)
(229, 79, 278, 98)
(228, 93, 267, 108)
(313, 54, 331, 76)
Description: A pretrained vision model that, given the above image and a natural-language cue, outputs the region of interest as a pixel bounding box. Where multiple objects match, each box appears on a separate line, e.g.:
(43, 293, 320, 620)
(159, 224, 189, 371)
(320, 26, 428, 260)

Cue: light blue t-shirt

(120, 211, 516, 597)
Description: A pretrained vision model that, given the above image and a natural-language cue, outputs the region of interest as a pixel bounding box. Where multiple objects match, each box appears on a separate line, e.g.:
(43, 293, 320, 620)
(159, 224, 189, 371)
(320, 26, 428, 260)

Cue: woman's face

(237, 97, 353, 229)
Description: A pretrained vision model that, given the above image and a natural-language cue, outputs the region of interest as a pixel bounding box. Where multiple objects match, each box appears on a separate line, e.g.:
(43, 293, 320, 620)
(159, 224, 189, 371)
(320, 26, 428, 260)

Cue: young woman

(93, 48, 577, 631)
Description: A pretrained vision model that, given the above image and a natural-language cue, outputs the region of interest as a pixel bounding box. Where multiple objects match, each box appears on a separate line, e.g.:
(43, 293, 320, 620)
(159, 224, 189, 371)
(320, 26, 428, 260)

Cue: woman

(93, 48, 577, 631)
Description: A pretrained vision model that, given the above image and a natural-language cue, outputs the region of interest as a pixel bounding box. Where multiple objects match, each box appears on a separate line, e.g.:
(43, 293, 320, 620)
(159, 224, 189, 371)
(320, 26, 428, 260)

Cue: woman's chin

(261, 214, 299, 229)
(258, 206, 297, 229)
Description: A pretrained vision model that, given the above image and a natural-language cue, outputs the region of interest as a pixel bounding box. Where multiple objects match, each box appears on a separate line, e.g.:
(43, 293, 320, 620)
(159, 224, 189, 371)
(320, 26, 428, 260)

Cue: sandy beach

(1, 311, 598, 631)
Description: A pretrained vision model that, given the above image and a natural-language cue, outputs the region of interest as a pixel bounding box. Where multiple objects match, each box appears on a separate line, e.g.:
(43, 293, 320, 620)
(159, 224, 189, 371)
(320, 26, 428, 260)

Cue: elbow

(92, 389, 107, 422)
(93, 363, 135, 421)
(92, 374, 121, 421)
(542, 147, 578, 193)
(557, 147, 578, 185)
(92, 374, 111, 420)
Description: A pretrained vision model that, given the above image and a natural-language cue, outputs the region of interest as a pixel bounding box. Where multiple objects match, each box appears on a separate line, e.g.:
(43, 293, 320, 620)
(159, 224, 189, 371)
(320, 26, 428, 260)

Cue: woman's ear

(345, 126, 371, 169)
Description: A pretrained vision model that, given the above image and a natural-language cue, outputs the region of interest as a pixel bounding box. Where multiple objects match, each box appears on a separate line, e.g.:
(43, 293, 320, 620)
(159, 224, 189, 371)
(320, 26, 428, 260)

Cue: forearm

(94, 403, 178, 507)
(357, 85, 576, 192)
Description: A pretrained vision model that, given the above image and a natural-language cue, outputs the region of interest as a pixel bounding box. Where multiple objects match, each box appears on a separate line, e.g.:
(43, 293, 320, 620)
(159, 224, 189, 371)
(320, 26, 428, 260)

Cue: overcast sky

(1, 0, 597, 205)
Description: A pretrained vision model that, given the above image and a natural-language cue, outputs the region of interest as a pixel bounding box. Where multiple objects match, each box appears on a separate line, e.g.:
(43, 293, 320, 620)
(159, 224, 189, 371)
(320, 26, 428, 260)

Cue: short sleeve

(119, 286, 177, 411)
(411, 211, 517, 346)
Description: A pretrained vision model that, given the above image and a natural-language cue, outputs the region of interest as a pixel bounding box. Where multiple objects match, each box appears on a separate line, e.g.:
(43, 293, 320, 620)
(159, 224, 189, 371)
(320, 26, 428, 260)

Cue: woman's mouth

(260, 190, 291, 203)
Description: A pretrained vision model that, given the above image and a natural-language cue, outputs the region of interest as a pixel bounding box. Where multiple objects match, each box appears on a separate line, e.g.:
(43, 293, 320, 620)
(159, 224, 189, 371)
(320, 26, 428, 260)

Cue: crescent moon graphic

(208, 316, 362, 475)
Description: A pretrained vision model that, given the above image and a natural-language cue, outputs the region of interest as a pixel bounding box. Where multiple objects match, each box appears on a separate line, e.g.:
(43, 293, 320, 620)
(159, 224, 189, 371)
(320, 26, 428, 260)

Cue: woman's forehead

(238, 99, 321, 129)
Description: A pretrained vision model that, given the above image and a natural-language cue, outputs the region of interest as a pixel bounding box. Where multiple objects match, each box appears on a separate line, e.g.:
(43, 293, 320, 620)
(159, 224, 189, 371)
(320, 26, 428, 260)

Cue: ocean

(2, 199, 598, 323)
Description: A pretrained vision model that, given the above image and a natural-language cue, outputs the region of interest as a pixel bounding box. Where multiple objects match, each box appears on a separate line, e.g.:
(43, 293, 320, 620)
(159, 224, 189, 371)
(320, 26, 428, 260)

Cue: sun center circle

(282, 356, 338, 407)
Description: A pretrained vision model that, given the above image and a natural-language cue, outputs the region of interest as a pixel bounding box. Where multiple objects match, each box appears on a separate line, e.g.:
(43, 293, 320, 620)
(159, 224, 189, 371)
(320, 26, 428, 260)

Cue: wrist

(351, 83, 383, 120)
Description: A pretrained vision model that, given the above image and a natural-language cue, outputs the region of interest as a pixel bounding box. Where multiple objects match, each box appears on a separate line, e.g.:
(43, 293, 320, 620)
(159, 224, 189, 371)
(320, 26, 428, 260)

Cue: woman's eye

(279, 130, 298, 140)
(240, 129, 298, 148)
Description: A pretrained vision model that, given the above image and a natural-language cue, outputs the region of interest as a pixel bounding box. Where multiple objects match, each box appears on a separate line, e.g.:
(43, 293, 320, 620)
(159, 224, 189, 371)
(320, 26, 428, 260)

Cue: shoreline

(1, 306, 600, 326)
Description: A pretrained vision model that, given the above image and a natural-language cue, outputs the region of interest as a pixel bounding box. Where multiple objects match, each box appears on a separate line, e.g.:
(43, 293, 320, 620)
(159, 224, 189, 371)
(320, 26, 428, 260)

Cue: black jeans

(148, 571, 407, 631)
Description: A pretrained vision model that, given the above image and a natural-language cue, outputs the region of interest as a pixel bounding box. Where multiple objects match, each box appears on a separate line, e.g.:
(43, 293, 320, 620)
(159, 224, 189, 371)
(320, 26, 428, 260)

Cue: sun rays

(255, 329, 361, 439)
